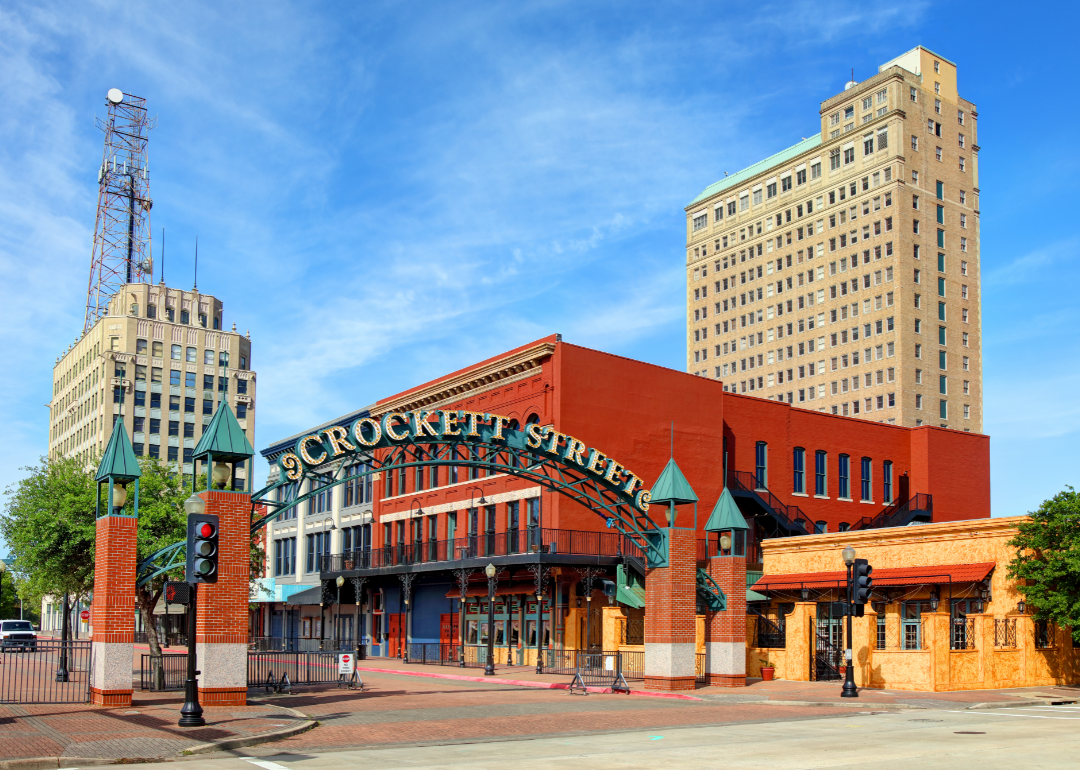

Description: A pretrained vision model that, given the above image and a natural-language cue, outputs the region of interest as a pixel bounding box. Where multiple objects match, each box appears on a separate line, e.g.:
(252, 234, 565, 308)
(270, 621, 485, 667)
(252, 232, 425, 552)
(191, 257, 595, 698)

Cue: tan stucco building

(48, 282, 255, 486)
(685, 46, 982, 432)
(746, 517, 1078, 691)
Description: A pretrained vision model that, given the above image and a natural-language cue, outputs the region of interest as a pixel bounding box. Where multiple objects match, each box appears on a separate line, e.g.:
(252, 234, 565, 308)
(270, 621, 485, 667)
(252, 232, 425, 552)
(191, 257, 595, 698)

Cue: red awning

(443, 582, 539, 599)
(751, 562, 995, 592)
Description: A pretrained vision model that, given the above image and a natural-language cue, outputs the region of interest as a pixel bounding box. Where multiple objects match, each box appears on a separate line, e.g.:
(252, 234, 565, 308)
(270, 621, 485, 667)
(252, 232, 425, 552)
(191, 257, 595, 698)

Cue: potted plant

(759, 658, 775, 681)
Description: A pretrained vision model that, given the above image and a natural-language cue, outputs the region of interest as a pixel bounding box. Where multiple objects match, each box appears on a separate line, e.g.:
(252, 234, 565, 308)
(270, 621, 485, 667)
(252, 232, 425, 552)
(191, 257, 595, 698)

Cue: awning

(444, 582, 538, 599)
(283, 585, 324, 605)
(751, 562, 995, 592)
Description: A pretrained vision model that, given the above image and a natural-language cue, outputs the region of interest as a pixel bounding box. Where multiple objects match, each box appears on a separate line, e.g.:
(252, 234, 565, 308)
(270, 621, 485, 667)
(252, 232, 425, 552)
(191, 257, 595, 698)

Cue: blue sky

(0, 1, 1076, 518)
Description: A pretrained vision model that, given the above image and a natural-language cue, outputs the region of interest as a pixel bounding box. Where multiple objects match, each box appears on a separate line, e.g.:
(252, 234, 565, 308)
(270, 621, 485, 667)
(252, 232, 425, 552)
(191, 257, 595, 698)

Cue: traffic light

(186, 513, 219, 584)
(852, 558, 873, 604)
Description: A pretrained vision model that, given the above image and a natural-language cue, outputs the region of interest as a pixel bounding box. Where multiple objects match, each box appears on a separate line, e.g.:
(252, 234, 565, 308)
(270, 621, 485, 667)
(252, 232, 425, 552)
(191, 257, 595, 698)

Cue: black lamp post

(841, 545, 858, 699)
(484, 563, 496, 676)
(179, 492, 206, 727)
(335, 576, 344, 648)
(535, 590, 544, 675)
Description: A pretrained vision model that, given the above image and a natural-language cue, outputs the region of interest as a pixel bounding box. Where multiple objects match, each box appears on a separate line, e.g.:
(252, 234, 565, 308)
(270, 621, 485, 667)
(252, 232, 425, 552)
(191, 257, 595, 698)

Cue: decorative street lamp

(484, 563, 497, 676)
(335, 576, 345, 649)
(841, 545, 858, 699)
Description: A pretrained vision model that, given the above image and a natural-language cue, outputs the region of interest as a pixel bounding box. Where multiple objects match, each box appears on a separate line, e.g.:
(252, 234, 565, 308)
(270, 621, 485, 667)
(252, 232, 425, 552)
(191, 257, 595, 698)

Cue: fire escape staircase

(725, 470, 809, 536)
(850, 493, 933, 530)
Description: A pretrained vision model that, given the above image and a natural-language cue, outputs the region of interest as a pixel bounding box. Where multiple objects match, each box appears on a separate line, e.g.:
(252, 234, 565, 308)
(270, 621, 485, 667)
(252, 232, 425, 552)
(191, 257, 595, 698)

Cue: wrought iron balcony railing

(318, 527, 646, 572)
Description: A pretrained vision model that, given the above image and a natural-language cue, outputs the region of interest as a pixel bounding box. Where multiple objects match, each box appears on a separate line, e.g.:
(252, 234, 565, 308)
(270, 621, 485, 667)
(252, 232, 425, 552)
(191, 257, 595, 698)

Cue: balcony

(317, 527, 646, 576)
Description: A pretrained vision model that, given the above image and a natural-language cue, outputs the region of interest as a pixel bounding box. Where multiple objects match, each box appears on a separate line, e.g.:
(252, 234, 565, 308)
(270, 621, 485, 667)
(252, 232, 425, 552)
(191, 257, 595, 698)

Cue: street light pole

(484, 563, 496, 676)
(335, 576, 344, 649)
(841, 545, 858, 699)
(179, 493, 207, 727)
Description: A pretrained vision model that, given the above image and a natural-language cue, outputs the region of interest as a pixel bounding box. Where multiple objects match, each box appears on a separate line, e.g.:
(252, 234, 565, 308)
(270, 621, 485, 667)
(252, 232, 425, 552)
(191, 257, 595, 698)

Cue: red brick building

(258, 334, 989, 670)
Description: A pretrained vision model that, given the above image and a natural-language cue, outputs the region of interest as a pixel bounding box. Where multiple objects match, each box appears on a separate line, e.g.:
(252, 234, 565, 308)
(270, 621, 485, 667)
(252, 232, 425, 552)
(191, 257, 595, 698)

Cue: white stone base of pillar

(644, 641, 696, 676)
(196, 642, 247, 706)
(705, 640, 747, 686)
(91, 641, 134, 706)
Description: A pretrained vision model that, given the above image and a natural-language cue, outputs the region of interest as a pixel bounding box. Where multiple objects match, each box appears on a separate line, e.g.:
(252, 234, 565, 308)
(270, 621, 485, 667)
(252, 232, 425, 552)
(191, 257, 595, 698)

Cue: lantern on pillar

(705, 487, 748, 557)
(192, 401, 255, 493)
(95, 418, 142, 518)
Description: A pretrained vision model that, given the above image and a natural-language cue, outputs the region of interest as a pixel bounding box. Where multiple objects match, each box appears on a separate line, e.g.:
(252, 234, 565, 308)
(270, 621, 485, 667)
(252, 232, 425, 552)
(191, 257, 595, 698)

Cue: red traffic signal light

(186, 513, 220, 584)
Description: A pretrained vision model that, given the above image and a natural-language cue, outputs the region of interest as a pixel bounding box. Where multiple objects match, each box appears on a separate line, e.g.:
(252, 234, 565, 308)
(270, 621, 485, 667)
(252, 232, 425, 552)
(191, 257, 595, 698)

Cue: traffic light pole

(179, 583, 205, 726)
(841, 562, 858, 698)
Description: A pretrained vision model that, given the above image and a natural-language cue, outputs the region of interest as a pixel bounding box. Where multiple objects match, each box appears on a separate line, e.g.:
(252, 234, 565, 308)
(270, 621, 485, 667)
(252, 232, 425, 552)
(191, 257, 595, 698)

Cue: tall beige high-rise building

(48, 282, 256, 484)
(684, 47, 981, 431)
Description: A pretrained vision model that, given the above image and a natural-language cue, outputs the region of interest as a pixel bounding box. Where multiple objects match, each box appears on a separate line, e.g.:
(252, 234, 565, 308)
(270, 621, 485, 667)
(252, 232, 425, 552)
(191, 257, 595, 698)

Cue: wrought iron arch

(137, 412, 665, 587)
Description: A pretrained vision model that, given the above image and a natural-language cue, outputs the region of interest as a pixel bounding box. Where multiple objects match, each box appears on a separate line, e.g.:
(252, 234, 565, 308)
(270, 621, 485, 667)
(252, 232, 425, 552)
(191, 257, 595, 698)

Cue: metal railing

(319, 527, 646, 572)
(951, 617, 976, 650)
(994, 618, 1017, 649)
(850, 494, 934, 531)
(726, 470, 808, 535)
(405, 643, 488, 668)
(0, 640, 93, 704)
(1034, 620, 1053, 649)
(139, 654, 188, 691)
(248, 650, 349, 688)
(755, 616, 787, 648)
(249, 636, 358, 652)
(696, 653, 706, 685)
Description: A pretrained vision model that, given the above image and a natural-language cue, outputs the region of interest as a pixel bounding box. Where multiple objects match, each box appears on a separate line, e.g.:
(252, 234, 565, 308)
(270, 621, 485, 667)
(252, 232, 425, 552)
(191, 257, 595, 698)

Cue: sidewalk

(0, 692, 312, 764)
(351, 656, 1080, 708)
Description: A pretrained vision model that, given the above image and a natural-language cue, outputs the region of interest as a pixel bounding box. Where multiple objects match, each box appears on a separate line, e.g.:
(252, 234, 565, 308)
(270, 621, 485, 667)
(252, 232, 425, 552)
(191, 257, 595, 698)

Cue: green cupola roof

(650, 458, 699, 506)
(95, 418, 141, 482)
(193, 401, 254, 462)
(705, 486, 748, 532)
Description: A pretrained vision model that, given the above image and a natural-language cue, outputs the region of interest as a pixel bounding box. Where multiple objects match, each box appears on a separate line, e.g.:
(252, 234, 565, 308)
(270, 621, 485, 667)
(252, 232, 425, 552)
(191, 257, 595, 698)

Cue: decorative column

(90, 420, 142, 707)
(703, 487, 747, 687)
(643, 459, 699, 691)
(191, 401, 256, 706)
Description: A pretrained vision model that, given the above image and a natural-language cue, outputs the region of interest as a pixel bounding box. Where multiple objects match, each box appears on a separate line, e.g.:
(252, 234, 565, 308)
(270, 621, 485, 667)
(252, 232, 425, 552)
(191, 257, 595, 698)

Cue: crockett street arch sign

(281, 410, 653, 513)
(135, 409, 669, 587)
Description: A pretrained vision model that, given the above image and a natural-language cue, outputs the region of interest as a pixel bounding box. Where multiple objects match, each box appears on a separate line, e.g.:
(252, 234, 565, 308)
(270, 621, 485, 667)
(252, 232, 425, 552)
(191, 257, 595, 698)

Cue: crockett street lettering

(277, 410, 653, 513)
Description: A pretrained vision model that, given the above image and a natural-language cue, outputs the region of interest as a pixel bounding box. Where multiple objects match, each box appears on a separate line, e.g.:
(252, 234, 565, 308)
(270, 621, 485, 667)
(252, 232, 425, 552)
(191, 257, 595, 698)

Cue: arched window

(860, 457, 872, 501)
(838, 522, 850, 532)
(792, 448, 805, 494)
(815, 450, 827, 496)
(814, 521, 827, 534)
(883, 461, 894, 503)
(838, 454, 850, 499)
(755, 442, 768, 488)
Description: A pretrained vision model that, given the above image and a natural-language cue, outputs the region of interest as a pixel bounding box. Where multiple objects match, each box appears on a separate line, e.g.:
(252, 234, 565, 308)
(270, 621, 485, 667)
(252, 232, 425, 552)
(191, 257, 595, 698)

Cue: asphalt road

(148, 703, 1080, 769)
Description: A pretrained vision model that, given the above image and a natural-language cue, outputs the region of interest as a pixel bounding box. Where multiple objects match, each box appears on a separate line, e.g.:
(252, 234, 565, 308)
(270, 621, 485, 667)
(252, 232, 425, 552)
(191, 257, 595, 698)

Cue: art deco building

(48, 282, 256, 485)
(684, 47, 981, 431)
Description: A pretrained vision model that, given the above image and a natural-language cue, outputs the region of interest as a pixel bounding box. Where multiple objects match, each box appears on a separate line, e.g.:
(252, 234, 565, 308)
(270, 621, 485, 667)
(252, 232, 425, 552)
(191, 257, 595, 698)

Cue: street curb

(354, 666, 703, 701)
(753, 698, 1048, 710)
(181, 705, 317, 755)
(0, 759, 115, 770)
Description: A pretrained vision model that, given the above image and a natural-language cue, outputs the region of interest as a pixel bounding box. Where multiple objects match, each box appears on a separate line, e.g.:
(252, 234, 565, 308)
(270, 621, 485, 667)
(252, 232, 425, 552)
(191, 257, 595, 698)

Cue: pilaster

(644, 527, 697, 690)
(90, 514, 137, 707)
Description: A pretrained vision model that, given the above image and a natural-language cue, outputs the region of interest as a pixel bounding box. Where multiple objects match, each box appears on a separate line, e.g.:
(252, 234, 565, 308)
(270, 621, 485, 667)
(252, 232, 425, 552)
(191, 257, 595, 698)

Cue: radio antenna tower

(83, 88, 155, 334)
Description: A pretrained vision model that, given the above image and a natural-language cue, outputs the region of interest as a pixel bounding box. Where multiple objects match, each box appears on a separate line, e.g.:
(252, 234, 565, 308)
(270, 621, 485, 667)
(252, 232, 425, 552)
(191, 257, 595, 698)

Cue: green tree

(3, 455, 266, 656)
(1007, 487, 1080, 642)
(1, 456, 97, 620)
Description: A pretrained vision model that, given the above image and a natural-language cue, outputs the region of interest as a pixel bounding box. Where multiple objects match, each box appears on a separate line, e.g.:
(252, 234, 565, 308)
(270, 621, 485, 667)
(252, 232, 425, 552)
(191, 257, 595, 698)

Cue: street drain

(954, 731, 985, 735)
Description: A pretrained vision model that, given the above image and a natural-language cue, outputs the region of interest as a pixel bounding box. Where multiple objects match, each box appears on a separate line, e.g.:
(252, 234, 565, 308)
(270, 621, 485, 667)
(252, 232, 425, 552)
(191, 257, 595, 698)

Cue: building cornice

(761, 516, 1024, 556)
(371, 341, 556, 417)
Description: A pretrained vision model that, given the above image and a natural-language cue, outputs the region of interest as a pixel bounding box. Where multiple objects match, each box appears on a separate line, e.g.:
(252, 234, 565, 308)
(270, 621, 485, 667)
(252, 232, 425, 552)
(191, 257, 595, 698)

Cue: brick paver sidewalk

(0, 693, 306, 761)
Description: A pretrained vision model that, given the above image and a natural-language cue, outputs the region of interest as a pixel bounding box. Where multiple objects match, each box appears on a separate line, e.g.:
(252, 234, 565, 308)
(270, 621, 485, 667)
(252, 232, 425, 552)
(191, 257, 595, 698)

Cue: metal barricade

(0, 640, 93, 704)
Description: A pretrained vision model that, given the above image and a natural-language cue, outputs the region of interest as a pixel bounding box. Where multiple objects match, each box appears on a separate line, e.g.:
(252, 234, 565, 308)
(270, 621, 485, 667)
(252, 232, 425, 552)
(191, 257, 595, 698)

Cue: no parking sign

(339, 653, 355, 675)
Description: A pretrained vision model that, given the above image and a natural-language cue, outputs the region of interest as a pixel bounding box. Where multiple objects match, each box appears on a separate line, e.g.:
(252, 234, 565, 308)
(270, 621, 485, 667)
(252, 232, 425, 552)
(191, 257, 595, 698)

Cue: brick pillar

(704, 554, 746, 686)
(644, 528, 696, 690)
(195, 491, 250, 706)
(90, 515, 137, 707)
